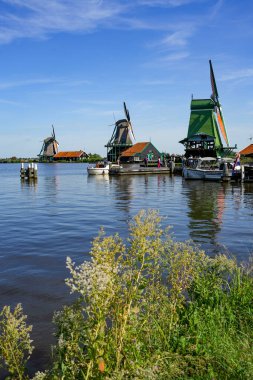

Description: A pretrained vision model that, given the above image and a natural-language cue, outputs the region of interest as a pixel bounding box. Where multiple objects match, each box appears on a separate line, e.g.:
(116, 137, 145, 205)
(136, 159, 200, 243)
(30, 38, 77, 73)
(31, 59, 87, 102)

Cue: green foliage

(1, 210, 253, 379)
(0, 303, 33, 379)
(86, 153, 104, 162)
(48, 210, 253, 379)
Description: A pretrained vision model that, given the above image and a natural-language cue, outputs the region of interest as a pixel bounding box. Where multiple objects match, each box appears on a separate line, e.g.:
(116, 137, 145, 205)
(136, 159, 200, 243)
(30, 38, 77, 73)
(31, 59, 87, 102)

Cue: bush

(0, 304, 33, 379)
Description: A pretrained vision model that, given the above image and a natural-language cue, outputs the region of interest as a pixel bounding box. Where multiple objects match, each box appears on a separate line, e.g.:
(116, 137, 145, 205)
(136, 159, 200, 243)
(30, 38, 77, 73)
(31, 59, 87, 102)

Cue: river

(0, 163, 253, 376)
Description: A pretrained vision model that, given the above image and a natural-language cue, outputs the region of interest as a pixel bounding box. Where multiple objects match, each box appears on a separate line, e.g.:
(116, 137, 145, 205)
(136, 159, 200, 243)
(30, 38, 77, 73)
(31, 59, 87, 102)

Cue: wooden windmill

(38, 125, 59, 161)
(105, 102, 135, 162)
(179, 60, 236, 158)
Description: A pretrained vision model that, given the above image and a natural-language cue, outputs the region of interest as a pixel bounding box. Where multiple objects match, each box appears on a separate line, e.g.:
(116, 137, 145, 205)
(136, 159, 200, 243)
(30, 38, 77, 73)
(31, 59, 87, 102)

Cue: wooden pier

(20, 163, 38, 180)
(109, 164, 171, 176)
(241, 164, 253, 182)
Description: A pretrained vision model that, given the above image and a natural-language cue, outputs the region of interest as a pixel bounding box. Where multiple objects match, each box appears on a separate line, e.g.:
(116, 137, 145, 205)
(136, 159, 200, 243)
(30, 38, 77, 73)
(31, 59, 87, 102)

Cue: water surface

(0, 163, 253, 375)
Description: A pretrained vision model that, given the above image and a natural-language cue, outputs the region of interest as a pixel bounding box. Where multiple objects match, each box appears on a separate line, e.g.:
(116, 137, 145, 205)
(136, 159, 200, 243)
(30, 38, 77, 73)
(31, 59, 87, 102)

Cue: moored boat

(182, 157, 234, 181)
(87, 162, 110, 175)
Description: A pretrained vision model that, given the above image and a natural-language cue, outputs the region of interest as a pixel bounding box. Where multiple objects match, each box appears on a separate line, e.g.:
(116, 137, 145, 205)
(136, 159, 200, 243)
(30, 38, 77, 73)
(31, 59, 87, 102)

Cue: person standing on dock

(158, 157, 161, 168)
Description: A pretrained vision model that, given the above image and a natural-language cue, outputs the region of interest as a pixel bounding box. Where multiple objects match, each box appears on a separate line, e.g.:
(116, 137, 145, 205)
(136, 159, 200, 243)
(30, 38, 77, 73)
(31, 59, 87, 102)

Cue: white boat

(183, 157, 234, 181)
(87, 162, 110, 175)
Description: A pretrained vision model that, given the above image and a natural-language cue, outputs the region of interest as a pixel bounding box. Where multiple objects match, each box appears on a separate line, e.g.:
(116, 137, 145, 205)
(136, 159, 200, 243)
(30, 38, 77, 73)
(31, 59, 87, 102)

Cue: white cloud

(0, 78, 91, 90)
(160, 28, 195, 47)
(221, 68, 253, 81)
(160, 51, 189, 61)
(208, 0, 224, 19)
(0, 0, 124, 43)
(137, 0, 200, 7)
(0, 98, 24, 106)
(0, 0, 210, 44)
(0, 78, 56, 89)
(141, 79, 173, 85)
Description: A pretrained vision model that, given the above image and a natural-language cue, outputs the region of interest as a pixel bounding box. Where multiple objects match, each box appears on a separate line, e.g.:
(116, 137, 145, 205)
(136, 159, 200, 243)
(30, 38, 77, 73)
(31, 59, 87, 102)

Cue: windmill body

(38, 126, 59, 161)
(180, 61, 236, 158)
(105, 103, 135, 162)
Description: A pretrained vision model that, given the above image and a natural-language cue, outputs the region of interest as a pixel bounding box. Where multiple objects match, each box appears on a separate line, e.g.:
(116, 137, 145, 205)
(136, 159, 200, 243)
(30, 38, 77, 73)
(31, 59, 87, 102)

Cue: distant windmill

(105, 102, 135, 162)
(38, 125, 59, 161)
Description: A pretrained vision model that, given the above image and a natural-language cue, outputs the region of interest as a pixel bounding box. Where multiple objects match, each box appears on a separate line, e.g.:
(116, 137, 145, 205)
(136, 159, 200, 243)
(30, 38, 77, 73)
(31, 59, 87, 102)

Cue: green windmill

(180, 60, 236, 158)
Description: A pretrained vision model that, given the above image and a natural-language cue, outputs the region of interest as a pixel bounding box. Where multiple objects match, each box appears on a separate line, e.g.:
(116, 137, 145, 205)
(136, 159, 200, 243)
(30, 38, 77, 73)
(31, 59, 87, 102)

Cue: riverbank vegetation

(1, 210, 253, 379)
(0, 153, 104, 164)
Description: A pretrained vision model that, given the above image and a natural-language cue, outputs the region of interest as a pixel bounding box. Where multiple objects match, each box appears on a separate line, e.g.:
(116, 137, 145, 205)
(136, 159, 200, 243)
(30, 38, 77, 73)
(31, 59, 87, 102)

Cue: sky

(0, 0, 253, 157)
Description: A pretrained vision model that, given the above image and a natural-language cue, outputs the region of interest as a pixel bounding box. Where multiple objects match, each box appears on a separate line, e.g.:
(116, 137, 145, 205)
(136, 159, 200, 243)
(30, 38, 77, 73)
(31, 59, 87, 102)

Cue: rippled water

(1, 163, 253, 375)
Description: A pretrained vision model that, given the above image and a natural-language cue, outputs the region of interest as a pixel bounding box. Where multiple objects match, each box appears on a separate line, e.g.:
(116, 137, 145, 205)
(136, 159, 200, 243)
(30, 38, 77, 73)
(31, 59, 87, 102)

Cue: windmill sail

(216, 107, 229, 146)
(209, 60, 229, 146)
(210, 59, 219, 101)
(124, 101, 135, 140)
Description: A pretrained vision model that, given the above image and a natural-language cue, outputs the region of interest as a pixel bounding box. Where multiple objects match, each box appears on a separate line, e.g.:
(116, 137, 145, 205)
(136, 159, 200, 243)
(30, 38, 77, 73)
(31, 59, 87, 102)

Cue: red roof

(121, 142, 149, 157)
(239, 144, 253, 156)
(54, 150, 85, 158)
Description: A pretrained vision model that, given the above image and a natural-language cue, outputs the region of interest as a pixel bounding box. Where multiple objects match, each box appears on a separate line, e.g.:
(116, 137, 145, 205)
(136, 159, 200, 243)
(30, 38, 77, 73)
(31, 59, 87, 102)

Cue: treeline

(0, 153, 104, 164)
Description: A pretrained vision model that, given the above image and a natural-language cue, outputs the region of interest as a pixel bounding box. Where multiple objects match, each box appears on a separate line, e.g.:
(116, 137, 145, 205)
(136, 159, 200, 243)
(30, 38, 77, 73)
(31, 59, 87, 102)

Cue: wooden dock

(109, 164, 171, 175)
(20, 163, 38, 180)
(241, 164, 253, 182)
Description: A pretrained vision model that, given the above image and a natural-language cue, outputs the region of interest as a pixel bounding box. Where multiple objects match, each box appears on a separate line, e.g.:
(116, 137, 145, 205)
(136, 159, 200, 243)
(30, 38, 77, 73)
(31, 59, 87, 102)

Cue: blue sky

(0, 0, 252, 157)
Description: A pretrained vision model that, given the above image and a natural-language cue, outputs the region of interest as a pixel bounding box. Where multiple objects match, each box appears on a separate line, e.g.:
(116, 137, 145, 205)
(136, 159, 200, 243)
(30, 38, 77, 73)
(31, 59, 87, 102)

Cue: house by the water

(120, 142, 161, 163)
(239, 144, 253, 158)
(53, 150, 88, 161)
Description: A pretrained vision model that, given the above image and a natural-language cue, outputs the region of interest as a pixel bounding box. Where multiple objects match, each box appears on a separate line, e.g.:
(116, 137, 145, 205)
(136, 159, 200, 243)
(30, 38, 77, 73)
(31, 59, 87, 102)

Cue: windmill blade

(52, 124, 56, 139)
(210, 60, 229, 146)
(123, 102, 130, 122)
(216, 106, 229, 146)
(129, 121, 136, 140)
(209, 59, 219, 102)
(109, 124, 117, 143)
(123, 102, 135, 140)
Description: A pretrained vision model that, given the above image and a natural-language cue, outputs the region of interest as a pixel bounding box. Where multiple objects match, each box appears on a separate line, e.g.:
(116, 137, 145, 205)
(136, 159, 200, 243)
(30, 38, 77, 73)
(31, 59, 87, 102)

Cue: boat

(87, 162, 110, 175)
(182, 157, 234, 180)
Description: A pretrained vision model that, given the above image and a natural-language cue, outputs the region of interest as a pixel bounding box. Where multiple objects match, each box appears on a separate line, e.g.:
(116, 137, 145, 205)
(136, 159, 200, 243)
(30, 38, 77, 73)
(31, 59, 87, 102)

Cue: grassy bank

(1, 210, 253, 379)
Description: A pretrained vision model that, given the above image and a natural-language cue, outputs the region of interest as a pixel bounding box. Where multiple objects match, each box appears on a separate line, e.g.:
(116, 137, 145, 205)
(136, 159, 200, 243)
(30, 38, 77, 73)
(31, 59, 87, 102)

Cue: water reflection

(242, 183, 253, 209)
(20, 178, 38, 190)
(157, 174, 170, 193)
(184, 180, 229, 249)
(86, 174, 110, 184)
(110, 176, 133, 214)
